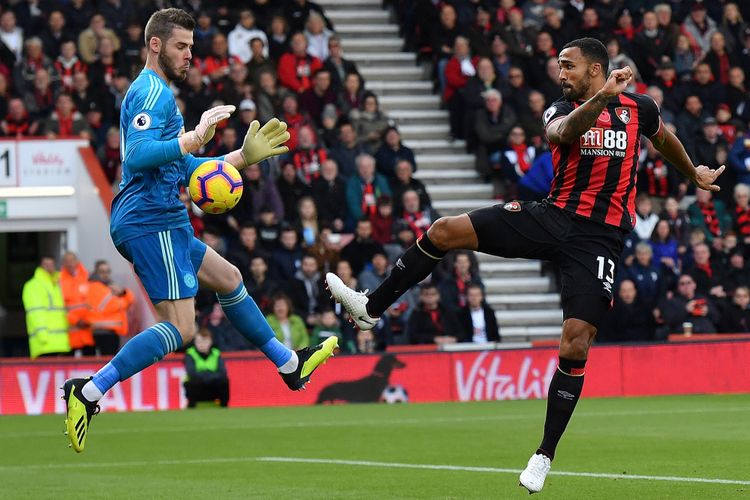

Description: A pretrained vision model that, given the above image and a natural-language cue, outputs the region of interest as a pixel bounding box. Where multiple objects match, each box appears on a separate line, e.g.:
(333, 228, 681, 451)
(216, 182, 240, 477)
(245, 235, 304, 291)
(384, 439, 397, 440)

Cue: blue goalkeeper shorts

(116, 226, 207, 304)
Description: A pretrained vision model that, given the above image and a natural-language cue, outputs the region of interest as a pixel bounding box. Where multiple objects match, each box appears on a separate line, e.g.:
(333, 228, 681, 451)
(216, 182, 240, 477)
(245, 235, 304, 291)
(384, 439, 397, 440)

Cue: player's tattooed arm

(546, 93, 611, 144)
(547, 67, 633, 144)
(653, 126, 726, 192)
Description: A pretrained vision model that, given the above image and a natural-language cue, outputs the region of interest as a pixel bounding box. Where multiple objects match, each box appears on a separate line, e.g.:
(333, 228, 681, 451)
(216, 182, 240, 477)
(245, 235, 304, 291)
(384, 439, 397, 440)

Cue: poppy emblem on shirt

(598, 110, 610, 123)
(503, 201, 521, 212)
(615, 107, 630, 124)
(133, 112, 151, 130)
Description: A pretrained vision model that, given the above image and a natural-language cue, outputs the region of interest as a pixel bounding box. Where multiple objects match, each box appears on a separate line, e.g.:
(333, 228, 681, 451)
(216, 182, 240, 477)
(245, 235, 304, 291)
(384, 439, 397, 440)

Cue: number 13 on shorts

(596, 255, 615, 284)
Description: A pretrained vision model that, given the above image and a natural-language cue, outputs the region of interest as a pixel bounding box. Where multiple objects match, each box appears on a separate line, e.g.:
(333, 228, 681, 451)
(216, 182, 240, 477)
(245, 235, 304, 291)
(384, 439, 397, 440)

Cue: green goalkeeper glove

(240, 118, 290, 165)
(179, 104, 236, 154)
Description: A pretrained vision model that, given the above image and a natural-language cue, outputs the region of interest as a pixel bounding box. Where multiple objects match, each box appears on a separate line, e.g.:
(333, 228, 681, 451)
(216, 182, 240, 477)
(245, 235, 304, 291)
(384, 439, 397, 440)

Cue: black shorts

(468, 200, 625, 325)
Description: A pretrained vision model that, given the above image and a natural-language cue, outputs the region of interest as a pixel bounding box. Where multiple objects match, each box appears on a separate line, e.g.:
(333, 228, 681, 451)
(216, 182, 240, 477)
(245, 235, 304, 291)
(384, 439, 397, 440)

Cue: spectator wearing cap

(247, 38, 275, 86)
(323, 35, 360, 94)
(654, 59, 685, 115)
(1, 97, 38, 137)
(300, 68, 336, 128)
(77, 14, 120, 65)
(311, 158, 347, 231)
(694, 115, 729, 173)
(474, 88, 516, 186)
(443, 36, 478, 140)
(633, 11, 673, 83)
(703, 31, 740, 85)
(228, 9, 268, 64)
(682, 2, 718, 56)
(233, 98, 259, 141)
(374, 126, 416, 180)
(278, 32, 323, 94)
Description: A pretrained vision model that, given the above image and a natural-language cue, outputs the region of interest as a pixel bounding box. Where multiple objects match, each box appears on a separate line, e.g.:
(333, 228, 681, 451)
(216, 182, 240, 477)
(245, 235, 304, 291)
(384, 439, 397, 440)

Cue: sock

(218, 283, 293, 368)
(537, 357, 586, 460)
(87, 322, 182, 399)
(367, 234, 446, 316)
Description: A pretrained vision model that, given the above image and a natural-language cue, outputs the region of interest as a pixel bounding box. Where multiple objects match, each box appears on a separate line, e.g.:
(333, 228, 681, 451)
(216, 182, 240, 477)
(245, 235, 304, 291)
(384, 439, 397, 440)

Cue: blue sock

(218, 283, 292, 367)
(92, 322, 182, 393)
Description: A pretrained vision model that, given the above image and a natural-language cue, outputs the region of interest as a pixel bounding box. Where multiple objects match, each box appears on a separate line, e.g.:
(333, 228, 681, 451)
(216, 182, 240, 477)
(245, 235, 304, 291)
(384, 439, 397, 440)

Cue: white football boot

(325, 272, 379, 330)
(519, 453, 551, 494)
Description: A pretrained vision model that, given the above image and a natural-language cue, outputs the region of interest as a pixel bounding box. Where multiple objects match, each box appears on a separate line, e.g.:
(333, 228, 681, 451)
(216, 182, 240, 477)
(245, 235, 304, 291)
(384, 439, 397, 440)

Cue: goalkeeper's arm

(126, 105, 235, 172)
(224, 118, 290, 169)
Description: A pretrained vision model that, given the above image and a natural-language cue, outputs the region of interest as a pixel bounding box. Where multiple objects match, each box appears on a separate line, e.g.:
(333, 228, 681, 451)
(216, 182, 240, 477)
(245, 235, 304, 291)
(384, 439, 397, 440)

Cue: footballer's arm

(546, 93, 611, 144)
(650, 121, 726, 192)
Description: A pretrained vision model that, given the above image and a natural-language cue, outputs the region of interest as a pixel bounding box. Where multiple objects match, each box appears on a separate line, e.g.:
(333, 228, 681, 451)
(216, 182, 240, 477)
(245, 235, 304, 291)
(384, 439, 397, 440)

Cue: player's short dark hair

(563, 37, 609, 76)
(240, 221, 257, 232)
(144, 8, 195, 46)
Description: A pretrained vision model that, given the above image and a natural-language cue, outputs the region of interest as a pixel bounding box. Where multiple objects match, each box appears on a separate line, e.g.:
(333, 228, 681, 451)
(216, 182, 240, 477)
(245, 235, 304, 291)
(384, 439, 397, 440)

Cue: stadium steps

(320, 0, 562, 342)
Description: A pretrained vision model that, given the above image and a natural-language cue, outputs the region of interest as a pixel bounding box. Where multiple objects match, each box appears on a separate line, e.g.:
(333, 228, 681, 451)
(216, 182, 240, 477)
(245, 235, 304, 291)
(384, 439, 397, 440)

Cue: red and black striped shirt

(543, 92, 661, 231)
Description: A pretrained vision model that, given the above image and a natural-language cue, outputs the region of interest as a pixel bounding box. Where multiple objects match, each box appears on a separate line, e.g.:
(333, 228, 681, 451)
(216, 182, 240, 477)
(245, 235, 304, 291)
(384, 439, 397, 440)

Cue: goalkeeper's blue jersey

(110, 69, 191, 246)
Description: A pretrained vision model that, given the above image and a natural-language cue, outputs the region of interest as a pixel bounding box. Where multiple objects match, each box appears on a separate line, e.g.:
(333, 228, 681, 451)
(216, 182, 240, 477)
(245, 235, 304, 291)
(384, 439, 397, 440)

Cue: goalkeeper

(62, 8, 338, 453)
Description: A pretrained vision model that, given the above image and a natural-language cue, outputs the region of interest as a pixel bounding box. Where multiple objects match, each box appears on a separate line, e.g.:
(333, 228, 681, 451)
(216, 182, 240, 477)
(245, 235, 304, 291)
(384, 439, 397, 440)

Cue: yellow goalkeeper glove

(240, 118, 290, 165)
(179, 104, 236, 154)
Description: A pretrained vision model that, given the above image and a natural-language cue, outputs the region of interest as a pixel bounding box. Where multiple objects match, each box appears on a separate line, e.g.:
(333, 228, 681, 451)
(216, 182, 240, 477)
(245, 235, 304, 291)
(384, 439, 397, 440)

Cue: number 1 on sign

(0, 145, 15, 186)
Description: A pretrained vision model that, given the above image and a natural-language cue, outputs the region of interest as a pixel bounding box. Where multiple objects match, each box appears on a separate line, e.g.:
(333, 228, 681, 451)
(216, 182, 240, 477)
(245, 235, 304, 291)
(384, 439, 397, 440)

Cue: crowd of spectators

(9, 0, 750, 354)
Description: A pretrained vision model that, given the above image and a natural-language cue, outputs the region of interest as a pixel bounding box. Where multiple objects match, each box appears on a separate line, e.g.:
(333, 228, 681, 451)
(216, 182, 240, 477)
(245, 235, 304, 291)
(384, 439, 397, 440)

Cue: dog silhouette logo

(316, 354, 407, 404)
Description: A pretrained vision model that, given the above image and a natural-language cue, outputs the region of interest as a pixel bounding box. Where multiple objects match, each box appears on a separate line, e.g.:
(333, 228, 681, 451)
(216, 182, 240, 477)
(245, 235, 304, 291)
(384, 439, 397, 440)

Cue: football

(380, 384, 409, 404)
(188, 160, 244, 214)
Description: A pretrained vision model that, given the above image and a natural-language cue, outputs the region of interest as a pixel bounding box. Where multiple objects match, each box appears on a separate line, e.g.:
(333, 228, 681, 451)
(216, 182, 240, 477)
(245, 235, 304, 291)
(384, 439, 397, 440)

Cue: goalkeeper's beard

(158, 51, 187, 82)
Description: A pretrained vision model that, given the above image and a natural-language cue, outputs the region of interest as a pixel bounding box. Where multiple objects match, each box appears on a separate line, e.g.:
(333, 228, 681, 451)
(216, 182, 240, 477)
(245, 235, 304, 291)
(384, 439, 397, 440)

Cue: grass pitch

(0, 394, 748, 499)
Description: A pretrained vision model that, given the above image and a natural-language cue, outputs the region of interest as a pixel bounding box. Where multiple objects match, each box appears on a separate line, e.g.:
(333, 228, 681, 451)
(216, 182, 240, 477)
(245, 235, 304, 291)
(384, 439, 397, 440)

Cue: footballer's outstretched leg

(280, 336, 339, 391)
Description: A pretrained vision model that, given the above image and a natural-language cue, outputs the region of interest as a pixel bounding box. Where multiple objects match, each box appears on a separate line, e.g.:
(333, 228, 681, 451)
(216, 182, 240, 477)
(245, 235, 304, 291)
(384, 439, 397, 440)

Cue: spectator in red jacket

(277, 31, 322, 94)
(200, 33, 241, 87)
(444, 36, 478, 139)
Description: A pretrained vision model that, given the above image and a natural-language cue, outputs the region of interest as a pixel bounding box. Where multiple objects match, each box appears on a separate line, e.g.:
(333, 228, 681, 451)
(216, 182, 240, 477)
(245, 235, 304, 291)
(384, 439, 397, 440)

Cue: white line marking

(256, 457, 750, 486)
(1, 405, 748, 439)
(0, 455, 746, 487)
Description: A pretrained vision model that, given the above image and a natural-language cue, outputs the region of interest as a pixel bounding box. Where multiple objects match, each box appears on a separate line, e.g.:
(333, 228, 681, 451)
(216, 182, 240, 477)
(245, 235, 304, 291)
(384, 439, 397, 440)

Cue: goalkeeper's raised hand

(178, 104, 235, 154)
(240, 118, 290, 165)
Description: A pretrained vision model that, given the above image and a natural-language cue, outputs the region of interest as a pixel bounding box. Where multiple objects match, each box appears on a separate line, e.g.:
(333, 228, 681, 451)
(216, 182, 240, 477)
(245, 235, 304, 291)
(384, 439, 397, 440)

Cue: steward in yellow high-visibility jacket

(22, 258, 71, 358)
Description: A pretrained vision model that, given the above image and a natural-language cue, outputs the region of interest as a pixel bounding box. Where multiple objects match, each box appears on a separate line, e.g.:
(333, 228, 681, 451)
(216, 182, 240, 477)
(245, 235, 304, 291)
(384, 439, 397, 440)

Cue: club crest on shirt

(503, 201, 521, 212)
(133, 112, 151, 130)
(615, 107, 631, 124)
